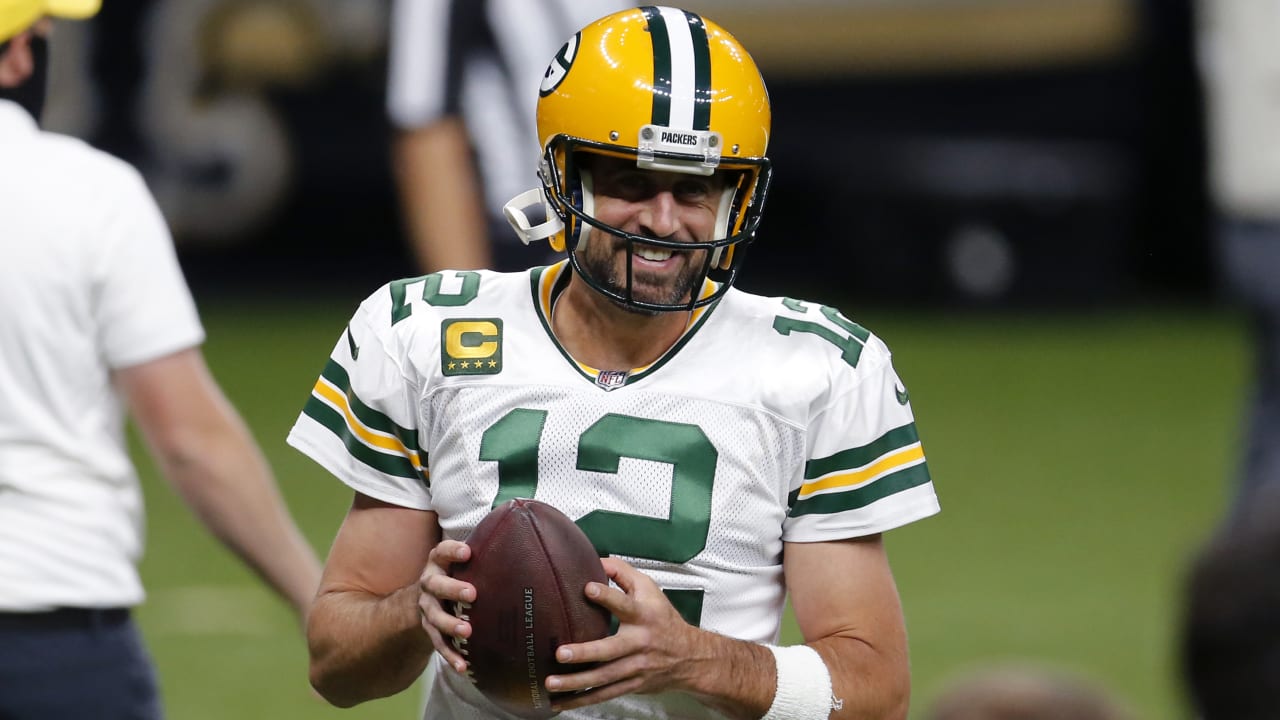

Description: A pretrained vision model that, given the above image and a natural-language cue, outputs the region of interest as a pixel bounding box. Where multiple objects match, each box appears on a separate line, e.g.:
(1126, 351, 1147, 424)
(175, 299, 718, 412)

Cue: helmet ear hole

(574, 167, 595, 250)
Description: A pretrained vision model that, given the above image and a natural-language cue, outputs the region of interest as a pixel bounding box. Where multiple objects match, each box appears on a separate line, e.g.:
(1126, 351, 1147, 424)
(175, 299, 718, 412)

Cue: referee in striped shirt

(387, 0, 629, 274)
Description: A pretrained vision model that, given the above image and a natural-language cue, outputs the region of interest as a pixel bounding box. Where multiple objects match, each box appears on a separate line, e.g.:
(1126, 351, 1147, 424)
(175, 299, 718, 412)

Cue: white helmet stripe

(657, 6, 698, 131)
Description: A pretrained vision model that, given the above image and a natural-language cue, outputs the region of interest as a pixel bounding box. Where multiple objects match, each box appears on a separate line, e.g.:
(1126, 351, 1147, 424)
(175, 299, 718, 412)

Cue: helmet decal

(539, 32, 580, 97)
(642, 6, 712, 131)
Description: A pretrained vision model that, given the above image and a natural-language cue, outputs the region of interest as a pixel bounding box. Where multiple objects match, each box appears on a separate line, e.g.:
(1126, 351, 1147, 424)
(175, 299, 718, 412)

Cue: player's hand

(417, 539, 474, 674)
(544, 556, 701, 709)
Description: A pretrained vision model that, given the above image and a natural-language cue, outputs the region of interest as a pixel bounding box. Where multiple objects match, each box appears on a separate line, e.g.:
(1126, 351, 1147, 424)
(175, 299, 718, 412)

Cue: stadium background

(39, 0, 1236, 717)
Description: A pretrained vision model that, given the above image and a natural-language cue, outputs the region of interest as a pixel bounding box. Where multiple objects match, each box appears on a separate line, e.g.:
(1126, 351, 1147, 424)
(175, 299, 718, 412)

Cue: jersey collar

(528, 261, 722, 389)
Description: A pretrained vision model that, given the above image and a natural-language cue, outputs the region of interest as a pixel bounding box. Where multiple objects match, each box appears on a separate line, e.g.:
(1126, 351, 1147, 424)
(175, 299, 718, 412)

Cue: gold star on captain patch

(461, 361, 471, 369)
(488, 360, 498, 368)
(447, 362, 457, 370)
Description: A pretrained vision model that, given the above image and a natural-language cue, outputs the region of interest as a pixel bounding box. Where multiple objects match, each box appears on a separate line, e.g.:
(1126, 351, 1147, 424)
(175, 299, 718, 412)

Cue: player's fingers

(423, 601, 471, 636)
(419, 591, 472, 636)
(601, 558, 667, 606)
(548, 675, 644, 709)
(600, 557, 642, 590)
(585, 575, 679, 631)
(554, 627, 637, 667)
(421, 572, 476, 604)
(421, 618, 469, 673)
(580, 578, 633, 618)
(427, 540, 471, 568)
(418, 595, 471, 670)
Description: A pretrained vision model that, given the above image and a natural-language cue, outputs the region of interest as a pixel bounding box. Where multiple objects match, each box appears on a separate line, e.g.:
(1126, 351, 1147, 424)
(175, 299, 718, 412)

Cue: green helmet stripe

(642, 6, 673, 127)
(643, 6, 713, 131)
(683, 9, 712, 131)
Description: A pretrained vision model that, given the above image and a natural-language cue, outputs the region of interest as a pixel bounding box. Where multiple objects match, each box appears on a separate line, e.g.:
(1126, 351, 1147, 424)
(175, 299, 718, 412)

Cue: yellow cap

(0, 0, 100, 44)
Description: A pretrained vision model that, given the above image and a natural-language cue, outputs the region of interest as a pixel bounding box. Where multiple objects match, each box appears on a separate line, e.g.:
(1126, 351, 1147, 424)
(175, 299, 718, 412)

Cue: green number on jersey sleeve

(478, 409, 716, 625)
(389, 271, 482, 324)
(772, 298, 871, 368)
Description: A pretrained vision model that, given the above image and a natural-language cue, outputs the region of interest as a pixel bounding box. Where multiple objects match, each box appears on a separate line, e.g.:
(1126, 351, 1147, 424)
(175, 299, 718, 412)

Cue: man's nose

(637, 190, 681, 239)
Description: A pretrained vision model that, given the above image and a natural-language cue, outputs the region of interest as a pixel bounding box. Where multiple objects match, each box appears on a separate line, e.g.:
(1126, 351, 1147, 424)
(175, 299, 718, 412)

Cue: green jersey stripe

(804, 423, 921, 480)
(303, 395, 427, 483)
(788, 463, 932, 517)
(319, 359, 422, 453)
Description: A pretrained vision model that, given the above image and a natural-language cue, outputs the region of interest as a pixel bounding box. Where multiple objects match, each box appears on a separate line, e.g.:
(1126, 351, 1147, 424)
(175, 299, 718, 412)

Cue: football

(449, 498, 611, 718)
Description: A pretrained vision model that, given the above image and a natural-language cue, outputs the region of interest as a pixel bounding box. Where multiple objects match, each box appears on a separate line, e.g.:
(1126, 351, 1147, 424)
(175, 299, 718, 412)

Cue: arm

(784, 534, 910, 720)
(392, 118, 492, 273)
(117, 348, 322, 620)
(545, 535, 909, 719)
(307, 492, 473, 707)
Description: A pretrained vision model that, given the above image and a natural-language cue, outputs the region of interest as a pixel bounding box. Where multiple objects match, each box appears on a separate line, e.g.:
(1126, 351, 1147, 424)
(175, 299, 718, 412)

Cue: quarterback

(292, 6, 940, 720)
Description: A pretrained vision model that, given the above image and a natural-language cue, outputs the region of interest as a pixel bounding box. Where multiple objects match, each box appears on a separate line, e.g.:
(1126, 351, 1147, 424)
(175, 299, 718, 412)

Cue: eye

(673, 179, 714, 202)
(607, 171, 656, 201)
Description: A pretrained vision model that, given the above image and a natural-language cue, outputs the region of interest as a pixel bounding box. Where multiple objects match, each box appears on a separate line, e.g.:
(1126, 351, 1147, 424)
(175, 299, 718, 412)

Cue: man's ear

(0, 31, 32, 88)
(0, 37, 15, 87)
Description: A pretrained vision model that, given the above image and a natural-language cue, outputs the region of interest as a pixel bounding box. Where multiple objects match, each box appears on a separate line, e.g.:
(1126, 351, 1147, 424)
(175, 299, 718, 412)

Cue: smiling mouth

(634, 244, 676, 262)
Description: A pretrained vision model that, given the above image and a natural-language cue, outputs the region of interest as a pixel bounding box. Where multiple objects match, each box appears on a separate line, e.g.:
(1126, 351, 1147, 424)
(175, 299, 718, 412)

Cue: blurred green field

(129, 296, 1246, 720)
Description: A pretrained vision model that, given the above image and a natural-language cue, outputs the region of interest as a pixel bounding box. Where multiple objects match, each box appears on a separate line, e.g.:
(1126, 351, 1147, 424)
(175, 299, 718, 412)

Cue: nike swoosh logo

(895, 383, 909, 406)
(346, 325, 360, 360)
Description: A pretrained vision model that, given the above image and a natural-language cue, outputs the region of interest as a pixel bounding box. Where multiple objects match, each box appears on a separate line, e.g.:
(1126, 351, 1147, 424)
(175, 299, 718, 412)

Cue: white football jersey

(288, 261, 940, 720)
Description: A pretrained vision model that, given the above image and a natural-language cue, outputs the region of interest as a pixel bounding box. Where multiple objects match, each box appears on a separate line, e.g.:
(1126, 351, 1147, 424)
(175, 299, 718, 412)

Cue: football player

(293, 6, 940, 719)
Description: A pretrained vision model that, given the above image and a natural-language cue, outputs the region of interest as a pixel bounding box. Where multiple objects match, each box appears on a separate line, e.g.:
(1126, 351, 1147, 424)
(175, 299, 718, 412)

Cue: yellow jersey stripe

(798, 444, 925, 498)
(312, 379, 425, 471)
(539, 261, 567, 317)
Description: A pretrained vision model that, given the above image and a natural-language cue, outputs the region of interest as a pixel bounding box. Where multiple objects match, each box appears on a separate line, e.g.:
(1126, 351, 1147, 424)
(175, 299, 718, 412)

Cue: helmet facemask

(540, 137, 768, 311)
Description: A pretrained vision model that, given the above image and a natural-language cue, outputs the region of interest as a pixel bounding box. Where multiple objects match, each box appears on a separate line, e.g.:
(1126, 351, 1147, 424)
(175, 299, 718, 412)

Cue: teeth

(635, 246, 673, 261)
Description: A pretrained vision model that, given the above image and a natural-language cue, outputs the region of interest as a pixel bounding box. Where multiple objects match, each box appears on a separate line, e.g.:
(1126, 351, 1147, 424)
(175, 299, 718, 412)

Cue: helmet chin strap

(503, 167, 597, 253)
(503, 189, 563, 247)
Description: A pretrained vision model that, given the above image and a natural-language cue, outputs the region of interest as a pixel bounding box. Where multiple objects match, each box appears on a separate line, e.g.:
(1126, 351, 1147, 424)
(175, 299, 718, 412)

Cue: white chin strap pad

(709, 184, 737, 268)
(575, 169, 595, 251)
(503, 188, 563, 246)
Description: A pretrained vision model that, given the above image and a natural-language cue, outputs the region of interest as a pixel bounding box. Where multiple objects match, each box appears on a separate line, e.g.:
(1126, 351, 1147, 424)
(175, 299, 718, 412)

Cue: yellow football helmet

(504, 5, 772, 311)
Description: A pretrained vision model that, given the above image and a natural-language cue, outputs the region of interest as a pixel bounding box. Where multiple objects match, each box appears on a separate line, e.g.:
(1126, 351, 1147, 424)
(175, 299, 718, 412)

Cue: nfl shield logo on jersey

(595, 369, 629, 391)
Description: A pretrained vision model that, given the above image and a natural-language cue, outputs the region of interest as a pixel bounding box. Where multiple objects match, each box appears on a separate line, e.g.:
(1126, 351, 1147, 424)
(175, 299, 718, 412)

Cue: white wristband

(761, 644, 836, 720)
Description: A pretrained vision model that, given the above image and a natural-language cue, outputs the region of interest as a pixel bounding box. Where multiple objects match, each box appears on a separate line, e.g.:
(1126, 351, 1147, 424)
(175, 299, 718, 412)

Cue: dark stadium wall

(47, 0, 1205, 307)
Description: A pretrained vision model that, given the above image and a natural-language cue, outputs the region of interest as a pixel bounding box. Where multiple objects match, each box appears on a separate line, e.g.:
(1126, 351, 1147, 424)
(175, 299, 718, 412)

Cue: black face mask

(0, 34, 49, 123)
